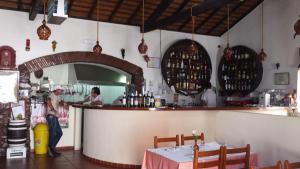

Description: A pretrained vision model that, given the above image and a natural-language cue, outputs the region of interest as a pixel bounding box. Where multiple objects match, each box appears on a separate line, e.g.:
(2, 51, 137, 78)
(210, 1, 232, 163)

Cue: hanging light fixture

(258, 1, 267, 61)
(37, 0, 51, 40)
(223, 4, 232, 61)
(138, 0, 148, 54)
(294, 15, 300, 39)
(93, 0, 102, 55)
(188, 6, 198, 55)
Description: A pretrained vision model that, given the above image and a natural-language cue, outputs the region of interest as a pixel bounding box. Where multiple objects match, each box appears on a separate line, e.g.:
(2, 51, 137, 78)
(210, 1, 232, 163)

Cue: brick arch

(18, 51, 144, 91)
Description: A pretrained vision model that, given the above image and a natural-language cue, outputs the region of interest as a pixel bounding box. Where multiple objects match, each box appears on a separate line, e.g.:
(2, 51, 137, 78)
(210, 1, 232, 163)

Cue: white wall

(221, 0, 300, 92)
(215, 111, 300, 166)
(0, 9, 221, 104)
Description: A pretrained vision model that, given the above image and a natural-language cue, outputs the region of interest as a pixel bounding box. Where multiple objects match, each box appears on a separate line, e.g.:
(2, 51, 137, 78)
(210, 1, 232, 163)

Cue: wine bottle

(130, 93, 134, 107)
(134, 91, 138, 107)
(122, 92, 126, 107)
(150, 92, 155, 108)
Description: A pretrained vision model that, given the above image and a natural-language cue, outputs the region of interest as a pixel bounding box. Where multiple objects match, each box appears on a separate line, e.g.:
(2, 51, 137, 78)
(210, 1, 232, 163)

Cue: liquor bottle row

(122, 91, 155, 108)
(221, 60, 257, 71)
(166, 58, 209, 71)
(224, 81, 252, 91)
(174, 81, 202, 91)
(169, 50, 206, 60)
(166, 71, 210, 83)
(221, 71, 258, 81)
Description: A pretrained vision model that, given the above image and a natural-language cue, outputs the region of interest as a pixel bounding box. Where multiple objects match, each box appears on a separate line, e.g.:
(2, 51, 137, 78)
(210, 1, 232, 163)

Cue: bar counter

(70, 104, 293, 167)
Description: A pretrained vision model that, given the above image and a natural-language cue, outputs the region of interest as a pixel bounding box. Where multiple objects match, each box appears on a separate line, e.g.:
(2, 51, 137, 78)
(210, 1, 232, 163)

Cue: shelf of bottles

(218, 45, 263, 96)
(161, 39, 212, 96)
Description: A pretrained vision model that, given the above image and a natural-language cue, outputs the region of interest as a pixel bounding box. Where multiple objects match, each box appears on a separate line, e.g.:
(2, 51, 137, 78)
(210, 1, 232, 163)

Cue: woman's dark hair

(206, 82, 212, 89)
(92, 87, 100, 95)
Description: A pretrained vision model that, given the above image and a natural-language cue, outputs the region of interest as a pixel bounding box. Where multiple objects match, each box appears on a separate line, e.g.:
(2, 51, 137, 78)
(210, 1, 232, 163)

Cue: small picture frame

(274, 72, 289, 85)
(147, 57, 161, 68)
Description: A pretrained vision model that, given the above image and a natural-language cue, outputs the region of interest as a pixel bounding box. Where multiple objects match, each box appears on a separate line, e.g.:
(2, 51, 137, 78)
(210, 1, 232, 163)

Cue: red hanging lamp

(93, 0, 102, 55)
(37, 0, 51, 40)
(138, 0, 148, 55)
(223, 4, 232, 61)
(294, 15, 300, 39)
(258, 1, 267, 61)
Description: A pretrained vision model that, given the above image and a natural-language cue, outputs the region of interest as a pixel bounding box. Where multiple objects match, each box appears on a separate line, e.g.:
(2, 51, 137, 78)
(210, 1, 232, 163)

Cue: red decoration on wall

(0, 46, 16, 70)
(26, 39, 30, 51)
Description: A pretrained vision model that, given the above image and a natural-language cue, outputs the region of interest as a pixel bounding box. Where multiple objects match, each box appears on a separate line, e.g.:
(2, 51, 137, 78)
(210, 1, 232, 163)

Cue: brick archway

(18, 51, 144, 91)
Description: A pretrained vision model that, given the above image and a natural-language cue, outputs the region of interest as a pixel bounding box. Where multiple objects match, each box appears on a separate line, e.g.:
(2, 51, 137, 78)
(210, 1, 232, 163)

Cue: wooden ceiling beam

(195, 8, 219, 32)
(218, 0, 263, 36)
(206, 1, 244, 35)
(127, 0, 143, 24)
(68, 0, 74, 15)
(17, 0, 21, 10)
(29, 0, 42, 20)
(108, 0, 124, 22)
(145, 0, 173, 25)
(178, 18, 191, 31)
(87, 0, 98, 19)
(144, 0, 233, 33)
(175, 0, 190, 14)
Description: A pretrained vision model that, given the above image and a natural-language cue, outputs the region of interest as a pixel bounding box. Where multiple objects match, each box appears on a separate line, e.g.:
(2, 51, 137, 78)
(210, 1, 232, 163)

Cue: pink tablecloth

(141, 143, 258, 169)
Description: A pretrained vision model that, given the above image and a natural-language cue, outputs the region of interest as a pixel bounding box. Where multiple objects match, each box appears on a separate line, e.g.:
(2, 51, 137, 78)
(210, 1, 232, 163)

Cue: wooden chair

(181, 132, 205, 145)
(284, 160, 300, 169)
(193, 145, 225, 169)
(223, 144, 251, 169)
(260, 161, 283, 169)
(153, 135, 180, 148)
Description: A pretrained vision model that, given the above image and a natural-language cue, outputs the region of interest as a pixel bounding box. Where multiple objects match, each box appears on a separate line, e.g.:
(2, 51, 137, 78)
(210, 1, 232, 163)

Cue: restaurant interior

(0, 0, 299, 169)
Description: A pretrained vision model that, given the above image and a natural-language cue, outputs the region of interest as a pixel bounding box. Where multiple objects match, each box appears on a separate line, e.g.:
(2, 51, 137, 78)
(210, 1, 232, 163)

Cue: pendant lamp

(37, 0, 51, 40)
(223, 4, 232, 61)
(188, 6, 198, 55)
(138, 0, 148, 54)
(258, 1, 267, 61)
(93, 0, 102, 55)
(294, 15, 300, 39)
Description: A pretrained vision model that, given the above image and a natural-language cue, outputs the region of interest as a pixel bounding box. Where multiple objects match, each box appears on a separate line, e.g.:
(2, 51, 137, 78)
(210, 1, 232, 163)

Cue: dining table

(141, 141, 258, 169)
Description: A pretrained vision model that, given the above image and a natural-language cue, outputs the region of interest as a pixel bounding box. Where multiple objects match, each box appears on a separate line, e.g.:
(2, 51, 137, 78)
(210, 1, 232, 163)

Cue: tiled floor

(0, 151, 135, 169)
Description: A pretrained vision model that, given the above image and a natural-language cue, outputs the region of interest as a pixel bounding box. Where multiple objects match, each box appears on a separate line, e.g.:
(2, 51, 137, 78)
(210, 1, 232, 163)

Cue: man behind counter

(83, 87, 103, 105)
(201, 82, 217, 107)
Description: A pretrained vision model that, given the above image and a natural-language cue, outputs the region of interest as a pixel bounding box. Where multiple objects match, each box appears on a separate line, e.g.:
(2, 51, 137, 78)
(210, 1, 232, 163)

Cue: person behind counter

(83, 87, 103, 105)
(201, 82, 217, 107)
(46, 85, 64, 157)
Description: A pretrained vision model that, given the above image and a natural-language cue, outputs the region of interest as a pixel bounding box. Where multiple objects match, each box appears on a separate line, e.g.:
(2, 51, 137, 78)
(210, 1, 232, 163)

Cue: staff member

(47, 85, 64, 157)
(201, 82, 217, 107)
(84, 87, 103, 105)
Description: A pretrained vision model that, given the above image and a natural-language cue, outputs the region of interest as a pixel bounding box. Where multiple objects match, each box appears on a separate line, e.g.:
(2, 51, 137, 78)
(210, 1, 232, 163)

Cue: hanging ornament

(258, 2, 267, 61)
(188, 6, 198, 55)
(294, 15, 300, 39)
(93, 0, 102, 55)
(223, 4, 232, 61)
(138, 0, 148, 55)
(37, 0, 51, 40)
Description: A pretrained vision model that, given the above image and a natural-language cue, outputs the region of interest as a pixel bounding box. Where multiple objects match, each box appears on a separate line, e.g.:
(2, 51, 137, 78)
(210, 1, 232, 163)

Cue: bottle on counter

(130, 93, 134, 107)
(122, 92, 126, 107)
(150, 92, 155, 108)
(146, 91, 150, 107)
(134, 91, 138, 107)
(138, 93, 143, 107)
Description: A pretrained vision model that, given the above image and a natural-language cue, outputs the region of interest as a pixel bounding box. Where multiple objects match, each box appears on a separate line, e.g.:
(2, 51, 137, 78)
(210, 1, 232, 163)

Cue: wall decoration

(52, 41, 57, 52)
(0, 70, 19, 103)
(147, 57, 160, 68)
(274, 72, 289, 85)
(25, 39, 30, 51)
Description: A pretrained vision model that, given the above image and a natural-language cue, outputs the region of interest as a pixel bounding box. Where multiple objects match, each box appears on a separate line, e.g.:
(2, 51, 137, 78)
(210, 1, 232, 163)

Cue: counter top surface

(71, 104, 287, 111)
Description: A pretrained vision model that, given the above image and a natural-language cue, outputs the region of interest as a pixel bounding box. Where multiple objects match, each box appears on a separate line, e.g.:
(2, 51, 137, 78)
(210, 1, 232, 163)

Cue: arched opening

(18, 51, 144, 92)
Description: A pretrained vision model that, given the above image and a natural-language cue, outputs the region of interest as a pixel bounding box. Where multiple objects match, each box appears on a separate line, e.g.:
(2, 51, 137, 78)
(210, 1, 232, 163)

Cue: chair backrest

(153, 135, 180, 148)
(181, 132, 205, 145)
(193, 145, 224, 169)
(284, 160, 300, 169)
(223, 144, 250, 169)
(260, 161, 283, 169)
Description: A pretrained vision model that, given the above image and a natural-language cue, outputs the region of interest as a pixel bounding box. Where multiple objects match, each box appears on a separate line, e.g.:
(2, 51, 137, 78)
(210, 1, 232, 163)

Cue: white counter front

(79, 106, 299, 167)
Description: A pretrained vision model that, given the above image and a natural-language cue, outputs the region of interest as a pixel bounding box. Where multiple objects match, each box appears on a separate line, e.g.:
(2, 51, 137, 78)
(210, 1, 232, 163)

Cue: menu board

(0, 70, 19, 103)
